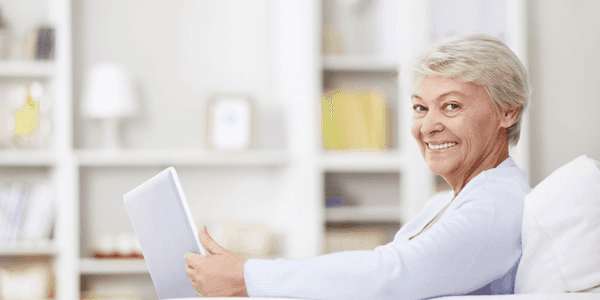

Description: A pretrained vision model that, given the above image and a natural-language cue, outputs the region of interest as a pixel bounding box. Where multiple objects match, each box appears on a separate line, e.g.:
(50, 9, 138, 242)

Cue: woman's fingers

(184, 252, 201, 267)
(191, 280, 205, 297)
(185, 265, 194, 278)
(198, 226, 225, 255)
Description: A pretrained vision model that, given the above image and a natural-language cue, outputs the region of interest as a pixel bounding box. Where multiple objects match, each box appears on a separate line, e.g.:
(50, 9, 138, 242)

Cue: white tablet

(124, 167, 206, 299)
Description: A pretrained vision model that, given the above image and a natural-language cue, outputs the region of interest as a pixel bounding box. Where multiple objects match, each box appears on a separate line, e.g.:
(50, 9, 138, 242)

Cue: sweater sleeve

(244, 181, 524, 300)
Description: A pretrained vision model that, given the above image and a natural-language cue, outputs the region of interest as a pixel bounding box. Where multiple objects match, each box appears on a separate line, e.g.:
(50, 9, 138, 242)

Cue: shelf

(0, 150, 56, 167)
(79, 258, 148, 275)
(0, 61, 55, 78)
(323, 55, 398, 72)
(76, 149, 289, 167)
(0, 242, 57, 256)
(326, 206, 401, 223)
(319, 151, 405, 172)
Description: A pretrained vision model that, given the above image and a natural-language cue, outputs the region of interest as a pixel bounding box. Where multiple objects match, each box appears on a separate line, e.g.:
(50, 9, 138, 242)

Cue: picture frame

(206, 95, 254, 150)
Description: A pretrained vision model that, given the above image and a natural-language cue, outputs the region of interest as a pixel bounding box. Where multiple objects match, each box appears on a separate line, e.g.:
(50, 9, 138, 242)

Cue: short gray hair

(404, 33, 530, 146)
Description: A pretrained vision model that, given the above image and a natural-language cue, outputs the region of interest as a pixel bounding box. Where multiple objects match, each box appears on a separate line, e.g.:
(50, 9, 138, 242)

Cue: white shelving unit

(79, 258, 148, 275)
(318, 0, 529, 253)
(76, 149, 289, 167)
(318, 152, 405, 172)
(0, 150, 57, 166)
(320, 0, 402, 254)
(0, 242, 58, 256)
(0, 0, 76, 299)
(326, 205, 401, 223)
(323, 55, 397, 72)
(0, 61, 56, 78)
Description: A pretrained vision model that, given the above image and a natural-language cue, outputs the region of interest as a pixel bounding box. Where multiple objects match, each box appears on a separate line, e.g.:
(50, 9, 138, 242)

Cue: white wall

(73, 0, 280, 150)
(528, 0, 600, 185)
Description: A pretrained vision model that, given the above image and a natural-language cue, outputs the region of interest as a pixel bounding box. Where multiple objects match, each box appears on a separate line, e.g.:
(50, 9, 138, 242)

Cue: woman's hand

(184, 226, 248, 297)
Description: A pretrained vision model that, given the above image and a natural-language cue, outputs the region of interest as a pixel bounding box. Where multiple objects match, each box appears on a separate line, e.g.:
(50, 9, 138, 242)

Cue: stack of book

(322, 88, 390, 150)
(0, 182, 54, 246)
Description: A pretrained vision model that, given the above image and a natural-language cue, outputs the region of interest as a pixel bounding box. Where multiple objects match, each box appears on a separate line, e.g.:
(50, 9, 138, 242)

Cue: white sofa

(197, 156, 600, 299)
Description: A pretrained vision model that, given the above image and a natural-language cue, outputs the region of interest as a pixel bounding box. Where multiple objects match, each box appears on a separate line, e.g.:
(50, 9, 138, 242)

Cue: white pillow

(516, 155, 600, 293)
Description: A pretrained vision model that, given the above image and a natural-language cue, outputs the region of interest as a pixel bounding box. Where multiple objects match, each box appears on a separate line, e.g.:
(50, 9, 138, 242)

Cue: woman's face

(411, 75, 507, 180)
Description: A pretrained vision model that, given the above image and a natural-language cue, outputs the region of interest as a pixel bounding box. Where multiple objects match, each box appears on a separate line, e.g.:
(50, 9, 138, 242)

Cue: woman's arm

(245, 186, 524, 300)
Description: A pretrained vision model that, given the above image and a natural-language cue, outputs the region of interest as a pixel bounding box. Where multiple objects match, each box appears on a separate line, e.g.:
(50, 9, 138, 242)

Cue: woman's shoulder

(465, 158, 530, 199)
(454, 161, 531, 213)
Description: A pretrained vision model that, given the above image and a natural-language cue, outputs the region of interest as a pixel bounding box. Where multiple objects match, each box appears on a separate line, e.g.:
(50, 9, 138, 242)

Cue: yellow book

(368, 90, 389, 149)
(322, 88, 390, 150)
(322, 90, 346, 149)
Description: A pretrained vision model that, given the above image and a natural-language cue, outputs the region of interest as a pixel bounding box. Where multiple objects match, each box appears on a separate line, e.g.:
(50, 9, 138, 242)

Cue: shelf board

(76, 149, 289, 167)
(323, 55, 398, 72)
(80, 258, 148, 275)
(0, 242, 57, 256)
(319, 151, 405, 172)
(0, 150, 56, 167)
(326, 206, 401, 223)
(0, 60, 55, 78)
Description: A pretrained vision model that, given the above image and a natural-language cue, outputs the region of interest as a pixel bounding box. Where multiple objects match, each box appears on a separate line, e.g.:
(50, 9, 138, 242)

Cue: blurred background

(0, 0, 598, 299)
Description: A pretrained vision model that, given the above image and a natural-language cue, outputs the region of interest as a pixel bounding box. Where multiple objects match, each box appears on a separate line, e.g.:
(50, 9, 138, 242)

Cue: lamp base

(101, 118, 121, 151)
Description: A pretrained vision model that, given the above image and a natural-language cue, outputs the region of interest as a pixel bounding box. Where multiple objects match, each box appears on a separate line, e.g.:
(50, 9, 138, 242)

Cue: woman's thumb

(198, 226, 224, 255)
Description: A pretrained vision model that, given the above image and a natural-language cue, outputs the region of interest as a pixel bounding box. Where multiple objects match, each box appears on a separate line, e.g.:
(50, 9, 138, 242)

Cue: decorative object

(0, 8, 12, 59)
(0, 264, 51, 300)
(36, 26, 55, 60)
(0, 82, 50, 149)
(92, 232, 143, 259)
(206, 95, 254, 150)
(81, 63, 138, 151)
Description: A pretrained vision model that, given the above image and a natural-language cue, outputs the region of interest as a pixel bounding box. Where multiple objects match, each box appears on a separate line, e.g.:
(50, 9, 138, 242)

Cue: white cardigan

(244, 157, 530, 300)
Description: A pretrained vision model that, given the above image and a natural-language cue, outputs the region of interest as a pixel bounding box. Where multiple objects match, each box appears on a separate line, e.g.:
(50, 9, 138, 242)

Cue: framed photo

(206, 95, 254, 150)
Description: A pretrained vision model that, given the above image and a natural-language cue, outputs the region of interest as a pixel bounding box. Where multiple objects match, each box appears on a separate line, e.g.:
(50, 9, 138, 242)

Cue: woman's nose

(421, 110, 444, 135)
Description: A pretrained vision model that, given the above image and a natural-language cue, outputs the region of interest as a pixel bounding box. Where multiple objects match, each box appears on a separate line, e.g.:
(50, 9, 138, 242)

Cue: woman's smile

(427, 142, 458, 150)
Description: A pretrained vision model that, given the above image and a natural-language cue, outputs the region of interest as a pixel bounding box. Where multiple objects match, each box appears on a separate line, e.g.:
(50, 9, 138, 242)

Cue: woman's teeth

(428, 143, 457, 150)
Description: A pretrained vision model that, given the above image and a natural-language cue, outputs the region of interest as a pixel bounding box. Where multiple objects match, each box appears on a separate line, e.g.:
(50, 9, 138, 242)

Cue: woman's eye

(446, 104, 460, 111)
(413, 105, 427, 112)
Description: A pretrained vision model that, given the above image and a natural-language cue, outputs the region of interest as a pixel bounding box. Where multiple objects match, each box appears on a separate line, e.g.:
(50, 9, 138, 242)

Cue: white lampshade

(81, 63, 138, 119)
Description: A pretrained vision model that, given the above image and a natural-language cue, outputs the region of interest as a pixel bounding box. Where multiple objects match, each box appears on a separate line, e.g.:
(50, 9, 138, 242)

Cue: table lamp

(81, 63, 138, 150)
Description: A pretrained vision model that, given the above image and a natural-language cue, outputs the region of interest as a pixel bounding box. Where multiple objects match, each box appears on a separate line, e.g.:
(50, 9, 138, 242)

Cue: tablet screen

(124, 167, 205, 298)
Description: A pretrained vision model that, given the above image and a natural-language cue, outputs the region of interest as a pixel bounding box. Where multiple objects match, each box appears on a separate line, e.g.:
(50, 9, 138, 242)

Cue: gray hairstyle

(404, 33, 530, 146)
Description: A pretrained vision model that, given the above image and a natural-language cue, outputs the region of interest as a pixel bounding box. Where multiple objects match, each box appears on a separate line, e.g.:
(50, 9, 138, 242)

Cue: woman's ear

(500, 106, 520, 128)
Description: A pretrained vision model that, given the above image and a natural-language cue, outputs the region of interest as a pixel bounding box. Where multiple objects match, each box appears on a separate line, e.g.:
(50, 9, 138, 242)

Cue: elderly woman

(184, 33, 531, 299)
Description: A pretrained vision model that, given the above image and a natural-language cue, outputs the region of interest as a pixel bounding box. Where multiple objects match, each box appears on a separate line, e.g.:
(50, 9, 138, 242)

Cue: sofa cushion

(515, 155, 600, 293)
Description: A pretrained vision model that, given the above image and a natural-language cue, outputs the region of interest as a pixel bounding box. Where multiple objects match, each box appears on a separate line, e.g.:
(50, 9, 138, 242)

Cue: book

(20, 183, 54, 242)
(322, 88, 390, 150)
(0, 182, 54, 246)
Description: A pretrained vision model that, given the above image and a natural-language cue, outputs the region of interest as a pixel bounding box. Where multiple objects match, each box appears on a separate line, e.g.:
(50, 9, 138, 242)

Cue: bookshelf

(319, 0, 529, 254)
(0, 0, 75, 299)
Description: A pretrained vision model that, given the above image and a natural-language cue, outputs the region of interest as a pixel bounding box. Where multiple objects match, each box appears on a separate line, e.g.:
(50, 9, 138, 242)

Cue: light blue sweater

(244, 157, 530, 300)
